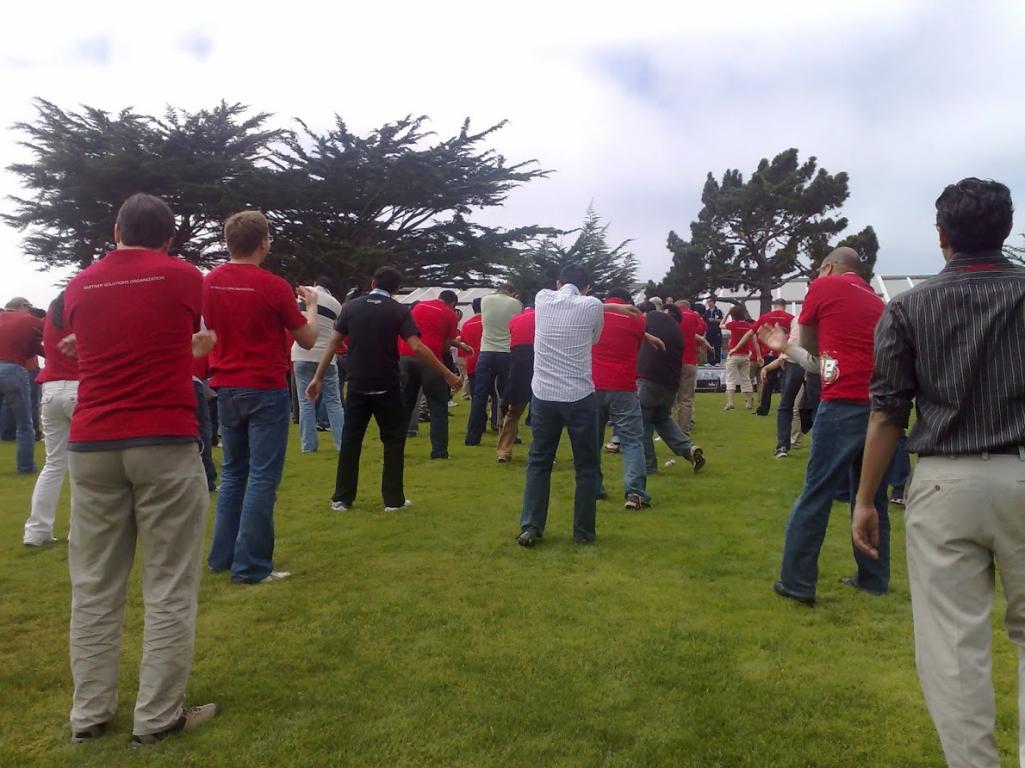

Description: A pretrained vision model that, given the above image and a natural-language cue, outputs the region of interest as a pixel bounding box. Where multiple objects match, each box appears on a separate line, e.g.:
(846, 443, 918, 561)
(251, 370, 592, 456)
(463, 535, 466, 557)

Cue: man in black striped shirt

(853, 178, 1025, 768)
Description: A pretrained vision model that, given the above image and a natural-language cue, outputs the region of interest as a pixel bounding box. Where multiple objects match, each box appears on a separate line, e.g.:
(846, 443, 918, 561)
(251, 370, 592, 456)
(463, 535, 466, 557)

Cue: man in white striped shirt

(517, 264, 640, 547)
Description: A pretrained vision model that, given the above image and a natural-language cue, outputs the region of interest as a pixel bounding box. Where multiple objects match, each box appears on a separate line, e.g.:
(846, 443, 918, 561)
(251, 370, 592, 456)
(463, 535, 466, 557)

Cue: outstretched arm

(408, 336, 461, 388)
(305, 330, 345, 401)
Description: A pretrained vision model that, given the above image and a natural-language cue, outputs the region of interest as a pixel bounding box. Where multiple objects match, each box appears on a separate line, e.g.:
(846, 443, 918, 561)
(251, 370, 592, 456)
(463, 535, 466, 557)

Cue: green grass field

(0, 392, 1019, 767)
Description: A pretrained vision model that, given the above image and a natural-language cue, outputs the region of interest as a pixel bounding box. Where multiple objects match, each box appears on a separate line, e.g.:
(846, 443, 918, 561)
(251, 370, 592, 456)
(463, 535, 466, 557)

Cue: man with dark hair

(517, 264, 640, 546)
(704, 296, 724, 364)
(0, 296, 43, 474)
(592, 288, 650, 509)
(768, 246, 886, 607)
(204, 210, 321, 585)
(458, 297, 484, 401)
(852, 178, 1025, 766)
(307, 266, 459, 511)
(637, 302, 706, 475)
(63, 192, 218, 745)
(731, 298, 795, 417)
(291, 276, 344, 453)
(399, 289, 469, 459)
(466, 283, 521, 445)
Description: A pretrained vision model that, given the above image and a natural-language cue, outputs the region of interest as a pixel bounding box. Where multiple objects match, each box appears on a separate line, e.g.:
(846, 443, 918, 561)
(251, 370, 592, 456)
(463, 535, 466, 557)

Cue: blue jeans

(466, 351, 509, 444)
(520, 394, 600, 541)
(779, 399, 890, 598)
(595, 390, 649, 503)
(400, 357, 451, 458)
(638, 379, 695, 474)
(292, 361, 344, 452)
(208, 387, 291, 582)
(0, 362, 36, 473)
(193, 380, 217, 490)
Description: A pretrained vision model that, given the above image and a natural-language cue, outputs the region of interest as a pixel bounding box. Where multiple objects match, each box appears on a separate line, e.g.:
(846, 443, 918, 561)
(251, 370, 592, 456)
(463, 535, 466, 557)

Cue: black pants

(706, 334, 722, 365)
(756, 355, 781, 415)
(193, 380, 218, 490)
(334, 387, 407, 507)
(776, 364, 821, 450)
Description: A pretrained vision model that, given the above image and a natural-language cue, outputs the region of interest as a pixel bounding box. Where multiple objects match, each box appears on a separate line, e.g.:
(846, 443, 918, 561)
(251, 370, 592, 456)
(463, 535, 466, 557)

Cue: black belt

(988, 446, 1025, 456)
(921, 445, 1025, 458)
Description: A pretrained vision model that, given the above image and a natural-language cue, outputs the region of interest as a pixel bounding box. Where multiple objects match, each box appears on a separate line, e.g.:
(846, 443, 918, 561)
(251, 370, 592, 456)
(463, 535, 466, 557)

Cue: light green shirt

(480, 293, 523, 353)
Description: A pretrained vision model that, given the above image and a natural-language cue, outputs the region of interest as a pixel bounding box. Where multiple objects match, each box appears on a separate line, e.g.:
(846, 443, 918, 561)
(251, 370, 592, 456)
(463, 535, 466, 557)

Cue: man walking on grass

(466, 283, 521, 445)
(63, 193, 218, 746)
(204, 210, 321, 585)
(767, 246, 886, 607)
(852, 178, 1025, 768)
(0, 296, 43, 475)
(517, 264, 641, 547)
(306, 266, 460, 512)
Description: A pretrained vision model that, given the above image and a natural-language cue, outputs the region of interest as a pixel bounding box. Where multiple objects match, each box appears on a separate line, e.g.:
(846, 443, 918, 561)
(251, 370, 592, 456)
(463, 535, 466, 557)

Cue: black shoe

(71, 721, 109, 744)
(517, 528, 540, 548)
(573, 535, 596, 545)
(690, 447, 705, 473)
(773, 580, 815, 606)
(430, 452, 449, 459)
(596, 492, 608, 501)
(840, 576, 886, 596)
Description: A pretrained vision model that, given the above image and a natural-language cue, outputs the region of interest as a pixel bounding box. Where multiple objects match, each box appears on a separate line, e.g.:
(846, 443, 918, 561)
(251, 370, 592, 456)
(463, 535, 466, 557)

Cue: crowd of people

(3, 177, 1024, 767)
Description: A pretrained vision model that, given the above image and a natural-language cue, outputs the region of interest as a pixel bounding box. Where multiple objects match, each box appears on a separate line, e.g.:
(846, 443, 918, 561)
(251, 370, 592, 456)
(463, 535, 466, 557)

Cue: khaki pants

(906, 453, 1025, 768)
(672, 364, 697, 433)
(68, 443, 209, 736)
(496, 402, 528, 461)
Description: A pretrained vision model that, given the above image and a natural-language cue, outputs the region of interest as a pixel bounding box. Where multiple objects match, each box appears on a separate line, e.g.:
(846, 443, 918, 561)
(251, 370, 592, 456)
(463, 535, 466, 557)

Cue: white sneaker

(384, 499, 413, 512)
(24, 536, 59, 547)
(254, 571, 291, 584)
(664, 459, 676, 468)
(331, 500, 350, 511)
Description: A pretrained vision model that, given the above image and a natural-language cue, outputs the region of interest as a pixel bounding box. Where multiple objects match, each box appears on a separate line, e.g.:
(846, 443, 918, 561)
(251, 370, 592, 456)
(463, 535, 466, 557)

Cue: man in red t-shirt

(496, 306, 535, 462)
(592, 289, 650, 508)
(63, 193, 219, 745)
(673, 301, 710, 433)
(731, 299, 795, 416)
(398, 290, 468, 459)
(204, 211, 320, 585)
(767, 247, 888, 607)
(458, 299, 498, 429)
(0, 297, 43, 473)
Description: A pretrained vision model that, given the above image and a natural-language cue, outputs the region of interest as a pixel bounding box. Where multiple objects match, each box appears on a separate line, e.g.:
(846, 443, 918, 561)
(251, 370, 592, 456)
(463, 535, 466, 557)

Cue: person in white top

(517, 264, 641, 547)
(291, 278, 344, 452)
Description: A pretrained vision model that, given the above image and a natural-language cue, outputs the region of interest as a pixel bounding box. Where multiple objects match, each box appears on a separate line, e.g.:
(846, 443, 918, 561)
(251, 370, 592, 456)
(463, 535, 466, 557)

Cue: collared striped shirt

(531, 285, 604, 402)
(870, 250, 1025, 455)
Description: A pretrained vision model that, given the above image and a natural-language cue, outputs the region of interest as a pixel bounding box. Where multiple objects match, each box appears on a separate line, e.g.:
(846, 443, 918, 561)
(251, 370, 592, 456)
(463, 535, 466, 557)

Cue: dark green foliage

(5, 104, 553, 291)
(507, 203, 638, 304)
(4, 99, 285, 270)
(658, 149, 878, 313)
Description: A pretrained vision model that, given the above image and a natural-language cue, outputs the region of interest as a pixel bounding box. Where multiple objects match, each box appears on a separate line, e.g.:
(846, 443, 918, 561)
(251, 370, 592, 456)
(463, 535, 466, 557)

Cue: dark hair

(373, 266, 402, 295)
(497, 282, 517, 295)
(471, 297, 483, 313)
(116, 193, 175, 249)
(315, 276, 337, 297)
(638, 300, 657, 313)
(728, 304, 749, 321)
(558, 263, 590, 290)
(454, 308, 463, 319)
(606, 287, 633, 304)
(664, 304, 683, 322)
(224, 210, 269, 257)
(936, 178, 1014, 253)
(439, 289, 459, 305)
(772, 298, 786, 307)
(48, 291, 66, 329)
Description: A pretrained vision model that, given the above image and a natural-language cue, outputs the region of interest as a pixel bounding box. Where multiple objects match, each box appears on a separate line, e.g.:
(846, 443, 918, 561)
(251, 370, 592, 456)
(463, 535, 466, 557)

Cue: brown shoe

(132, 703, 220, 746)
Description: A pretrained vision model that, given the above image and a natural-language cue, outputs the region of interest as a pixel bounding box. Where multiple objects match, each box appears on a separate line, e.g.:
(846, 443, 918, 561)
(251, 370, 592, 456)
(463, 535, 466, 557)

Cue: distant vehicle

(695, 364, 726, 392)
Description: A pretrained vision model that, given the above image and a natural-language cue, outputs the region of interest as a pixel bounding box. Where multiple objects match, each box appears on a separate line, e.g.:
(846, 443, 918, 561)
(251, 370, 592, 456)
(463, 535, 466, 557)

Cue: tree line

(6, 100, 898, 309)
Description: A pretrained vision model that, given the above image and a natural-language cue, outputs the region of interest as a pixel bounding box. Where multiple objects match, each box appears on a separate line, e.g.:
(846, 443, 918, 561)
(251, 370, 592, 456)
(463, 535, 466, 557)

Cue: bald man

(770, 248, 888, 606)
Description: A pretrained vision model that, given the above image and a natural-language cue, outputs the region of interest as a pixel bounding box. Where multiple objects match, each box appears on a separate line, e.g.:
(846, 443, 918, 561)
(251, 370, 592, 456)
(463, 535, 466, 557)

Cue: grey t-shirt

(480, 293, 522, 353)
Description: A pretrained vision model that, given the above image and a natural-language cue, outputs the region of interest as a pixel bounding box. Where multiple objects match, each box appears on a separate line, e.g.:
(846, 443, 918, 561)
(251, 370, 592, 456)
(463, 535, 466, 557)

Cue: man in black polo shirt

(637, 302, 705, 475)
(853, 178, 1025, 767)
(306, 266, 459, 511)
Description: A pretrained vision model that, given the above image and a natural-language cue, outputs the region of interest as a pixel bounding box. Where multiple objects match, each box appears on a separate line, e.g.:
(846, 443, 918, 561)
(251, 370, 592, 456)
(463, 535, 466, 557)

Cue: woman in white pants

(723, 304, 758, 410)
(23, 292, 78, 546)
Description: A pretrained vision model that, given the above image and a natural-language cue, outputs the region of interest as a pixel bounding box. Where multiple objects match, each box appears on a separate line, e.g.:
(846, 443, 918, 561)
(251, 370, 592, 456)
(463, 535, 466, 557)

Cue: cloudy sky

(3, 0, 1025, 306)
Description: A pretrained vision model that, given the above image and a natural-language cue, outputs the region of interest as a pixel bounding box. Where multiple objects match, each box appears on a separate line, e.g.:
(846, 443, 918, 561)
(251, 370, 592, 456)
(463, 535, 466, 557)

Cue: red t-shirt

(65, 248, 202, 444)
(799, 272, 884, 403)
(509, 308, 536, 348)
(203, 263, 307, 389)
(679, 309, 708, 365)
(725, 320, 757, 358)
(0, 310, 43, 364)
(754, 309, 794, 358)
(592, 299, 646, 391)
(37, 311, 78, 384)
(398, 299, 458, 358)
(459, 314, 483, 375)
